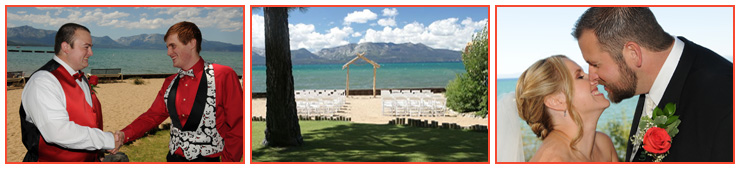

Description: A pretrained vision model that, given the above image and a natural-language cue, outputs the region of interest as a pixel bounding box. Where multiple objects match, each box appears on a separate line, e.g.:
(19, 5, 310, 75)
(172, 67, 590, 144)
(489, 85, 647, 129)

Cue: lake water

(497, 78, 638, 160)
(251, 62, 466, 93)
(6, 46, 244, 76)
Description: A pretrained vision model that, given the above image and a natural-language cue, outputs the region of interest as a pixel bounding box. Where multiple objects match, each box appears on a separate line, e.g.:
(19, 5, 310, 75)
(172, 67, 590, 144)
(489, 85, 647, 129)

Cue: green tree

(445, 24, 488, 116)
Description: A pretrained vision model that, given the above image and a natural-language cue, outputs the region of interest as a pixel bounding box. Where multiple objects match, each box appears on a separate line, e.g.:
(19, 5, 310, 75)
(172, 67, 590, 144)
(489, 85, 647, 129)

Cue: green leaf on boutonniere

(653, 107, 663, 118)
(666, 115, 679, 125)
(654, 115, 668, 127)
(639, 116, 651, 129)
(666, 119, 681, 137)
(664, 103, 676, 116)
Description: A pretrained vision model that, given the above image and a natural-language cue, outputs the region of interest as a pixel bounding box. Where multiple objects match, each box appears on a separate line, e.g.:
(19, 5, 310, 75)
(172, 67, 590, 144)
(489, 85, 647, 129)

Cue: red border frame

(494, 5, 735, 164)
(249, 5, 491, 164)
(4, 5, 247, 164)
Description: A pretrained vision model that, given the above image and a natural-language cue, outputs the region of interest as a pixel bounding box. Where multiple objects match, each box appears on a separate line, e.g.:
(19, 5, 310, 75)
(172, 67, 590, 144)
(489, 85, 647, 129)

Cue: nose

(588, 66, 599, 84)
(87, 47, 93, 56)
(167, 47, 174, 57)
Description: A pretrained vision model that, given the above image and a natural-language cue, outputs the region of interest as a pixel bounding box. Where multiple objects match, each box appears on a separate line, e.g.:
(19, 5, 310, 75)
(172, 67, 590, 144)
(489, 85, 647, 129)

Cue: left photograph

(5, 6, 245, 163)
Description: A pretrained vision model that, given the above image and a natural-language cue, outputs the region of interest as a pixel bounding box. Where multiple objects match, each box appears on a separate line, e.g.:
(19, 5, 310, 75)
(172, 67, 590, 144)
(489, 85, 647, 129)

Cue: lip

(591, 85, 603, 96)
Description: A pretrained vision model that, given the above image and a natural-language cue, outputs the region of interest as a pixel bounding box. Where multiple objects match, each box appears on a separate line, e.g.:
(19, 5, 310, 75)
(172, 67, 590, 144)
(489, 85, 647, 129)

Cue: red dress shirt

(121, 59, 243, 162)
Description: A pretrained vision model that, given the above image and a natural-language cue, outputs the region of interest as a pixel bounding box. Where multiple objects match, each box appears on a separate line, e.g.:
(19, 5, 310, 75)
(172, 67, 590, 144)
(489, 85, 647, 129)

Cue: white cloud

(156, 7, 202, 18)
(253, 14, 354, 52)
(289, 24, 353, 51)
(378, 18, 396, 27)
(382, 8, 398, 17)
(251, 14, 265, 49)
(360, 17, 488, 51)
(343, 9, 377, 25)
(35, 7, 63, 10)
(251, 13, 488, 53)
(8, 7, 242, 32)
(377, 8, 398, 27)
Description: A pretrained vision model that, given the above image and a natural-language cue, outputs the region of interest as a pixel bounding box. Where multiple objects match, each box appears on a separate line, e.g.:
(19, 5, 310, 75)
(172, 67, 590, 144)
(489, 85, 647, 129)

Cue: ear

(61, 41, 71, 54)
(544, 92, 567, 111)
(623, 41, 643, 68)
(187, 38, 197, 50)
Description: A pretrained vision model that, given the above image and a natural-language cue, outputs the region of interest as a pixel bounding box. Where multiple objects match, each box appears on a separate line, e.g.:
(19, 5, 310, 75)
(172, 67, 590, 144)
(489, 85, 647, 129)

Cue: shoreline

(250, 87, 448, 98)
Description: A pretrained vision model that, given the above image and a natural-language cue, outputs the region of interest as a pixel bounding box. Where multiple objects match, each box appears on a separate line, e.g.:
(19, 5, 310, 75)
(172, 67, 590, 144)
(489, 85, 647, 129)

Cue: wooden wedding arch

(342, 52, 381, 97)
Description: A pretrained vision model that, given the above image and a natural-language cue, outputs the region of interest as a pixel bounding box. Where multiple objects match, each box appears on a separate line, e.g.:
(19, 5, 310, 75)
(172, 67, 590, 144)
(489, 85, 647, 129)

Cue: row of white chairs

(381, 90, 448, 116)
(295, 90, 346, 116)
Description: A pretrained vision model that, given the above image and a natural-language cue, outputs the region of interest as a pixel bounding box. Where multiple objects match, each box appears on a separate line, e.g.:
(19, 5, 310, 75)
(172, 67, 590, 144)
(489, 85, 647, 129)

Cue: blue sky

(497, 7, 734, 79)
(251, 7, 489, 52)
(6, 7, 244, 45)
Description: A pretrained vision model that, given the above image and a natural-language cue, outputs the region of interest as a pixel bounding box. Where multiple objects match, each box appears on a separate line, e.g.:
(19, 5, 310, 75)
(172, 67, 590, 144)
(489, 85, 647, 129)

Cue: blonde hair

(515, 55, 584, 149)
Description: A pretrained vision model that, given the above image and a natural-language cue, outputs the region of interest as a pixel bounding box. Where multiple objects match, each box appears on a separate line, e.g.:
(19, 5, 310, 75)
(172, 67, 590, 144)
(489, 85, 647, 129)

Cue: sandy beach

(5, 78, 170, 162)
(250, 95, 489, 127)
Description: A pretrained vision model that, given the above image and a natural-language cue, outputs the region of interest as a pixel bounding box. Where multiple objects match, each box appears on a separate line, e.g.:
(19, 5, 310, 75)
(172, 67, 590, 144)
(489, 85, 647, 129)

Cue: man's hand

(108, 131, 125, 154)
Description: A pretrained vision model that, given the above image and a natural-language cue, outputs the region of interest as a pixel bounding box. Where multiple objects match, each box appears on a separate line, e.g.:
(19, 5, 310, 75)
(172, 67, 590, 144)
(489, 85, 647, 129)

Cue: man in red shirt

(116, 21, 243, 162)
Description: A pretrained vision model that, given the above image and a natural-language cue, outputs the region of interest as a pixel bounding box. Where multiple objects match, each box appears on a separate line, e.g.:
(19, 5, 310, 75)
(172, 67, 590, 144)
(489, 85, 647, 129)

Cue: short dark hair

(164, 21, 202, 53)
(572, 7, 674, 62)
(54, 23, 90, 55)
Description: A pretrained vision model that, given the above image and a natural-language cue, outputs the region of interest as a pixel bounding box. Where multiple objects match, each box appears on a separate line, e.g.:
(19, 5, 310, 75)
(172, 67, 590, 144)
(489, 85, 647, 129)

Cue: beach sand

(5, 78, 169, 162)
(250, 95, 489, 127)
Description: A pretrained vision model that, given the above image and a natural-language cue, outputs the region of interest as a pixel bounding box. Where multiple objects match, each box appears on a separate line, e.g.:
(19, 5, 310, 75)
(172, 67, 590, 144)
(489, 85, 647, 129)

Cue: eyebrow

(574, 68, 583, 76)
(584, 60, 595, 66)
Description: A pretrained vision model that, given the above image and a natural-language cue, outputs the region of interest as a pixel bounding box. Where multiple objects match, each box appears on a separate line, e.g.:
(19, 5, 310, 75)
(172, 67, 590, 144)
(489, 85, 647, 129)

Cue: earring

(563, 111, 567, 117)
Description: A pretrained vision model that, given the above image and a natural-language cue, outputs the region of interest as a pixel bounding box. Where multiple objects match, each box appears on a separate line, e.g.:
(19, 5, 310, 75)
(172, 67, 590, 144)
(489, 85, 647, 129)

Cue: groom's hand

(108, 131, 125, 154)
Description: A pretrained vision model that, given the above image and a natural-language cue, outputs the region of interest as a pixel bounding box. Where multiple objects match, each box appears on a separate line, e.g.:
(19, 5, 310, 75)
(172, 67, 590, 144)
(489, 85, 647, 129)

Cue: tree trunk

(263, 7, 303, 147)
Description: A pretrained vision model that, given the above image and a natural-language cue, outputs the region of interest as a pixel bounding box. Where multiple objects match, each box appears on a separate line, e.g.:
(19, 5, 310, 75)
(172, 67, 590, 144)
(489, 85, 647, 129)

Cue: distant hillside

(7, 25, 242, 52)
(6, 25, 55, 46)
(115, 34, 164, 49)
(252, 42, 462, 65)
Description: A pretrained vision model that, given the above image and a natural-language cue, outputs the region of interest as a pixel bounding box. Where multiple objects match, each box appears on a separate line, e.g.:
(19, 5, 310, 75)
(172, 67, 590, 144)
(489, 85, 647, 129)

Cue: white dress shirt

(20, 56, 114, 151)
(629, 36, 685, 161)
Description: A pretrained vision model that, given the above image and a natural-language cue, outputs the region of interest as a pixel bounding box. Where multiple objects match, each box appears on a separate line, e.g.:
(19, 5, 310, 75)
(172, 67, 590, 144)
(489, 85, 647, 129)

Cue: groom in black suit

(572, 7, 732, 162)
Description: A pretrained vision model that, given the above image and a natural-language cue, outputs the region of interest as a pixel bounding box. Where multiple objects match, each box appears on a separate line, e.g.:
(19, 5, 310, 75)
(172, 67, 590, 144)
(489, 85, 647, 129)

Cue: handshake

(108, 131, 125, 154)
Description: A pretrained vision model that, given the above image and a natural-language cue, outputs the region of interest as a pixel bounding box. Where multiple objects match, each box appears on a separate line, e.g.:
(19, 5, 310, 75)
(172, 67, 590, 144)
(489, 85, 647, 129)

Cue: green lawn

(251, 121, 488, 162)
(117, 129, 171, 162)
(117, 129, 245, 162)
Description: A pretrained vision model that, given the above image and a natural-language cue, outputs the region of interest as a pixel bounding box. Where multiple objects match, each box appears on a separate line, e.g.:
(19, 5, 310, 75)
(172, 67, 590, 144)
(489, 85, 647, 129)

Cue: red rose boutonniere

(89, 75, 99, 93)
(631, 102, 681, 162)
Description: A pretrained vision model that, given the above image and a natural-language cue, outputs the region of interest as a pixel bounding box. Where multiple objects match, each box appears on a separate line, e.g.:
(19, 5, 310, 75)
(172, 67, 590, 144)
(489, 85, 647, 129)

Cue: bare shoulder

(595, 132, 616, 151)
(595, 132, 613, 144)
(530, 139, 570, 162)
(595, 131, 619, 162)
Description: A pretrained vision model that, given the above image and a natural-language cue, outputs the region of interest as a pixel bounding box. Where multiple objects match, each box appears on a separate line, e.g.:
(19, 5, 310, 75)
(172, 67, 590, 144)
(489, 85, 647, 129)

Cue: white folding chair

(433, 95, 448, 116)
(394, 93, 409, 116)
(381, 90, 394, 116)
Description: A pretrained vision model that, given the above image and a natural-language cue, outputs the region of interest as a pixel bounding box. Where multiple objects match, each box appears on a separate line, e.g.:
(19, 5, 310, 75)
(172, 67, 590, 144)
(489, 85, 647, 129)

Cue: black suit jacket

(625, 37, 733, 162)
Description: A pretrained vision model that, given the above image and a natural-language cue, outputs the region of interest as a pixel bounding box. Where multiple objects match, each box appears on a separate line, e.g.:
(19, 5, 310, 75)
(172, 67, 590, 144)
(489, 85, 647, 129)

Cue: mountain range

(251, 42, 462, 65)
(6, 25, 242, 52)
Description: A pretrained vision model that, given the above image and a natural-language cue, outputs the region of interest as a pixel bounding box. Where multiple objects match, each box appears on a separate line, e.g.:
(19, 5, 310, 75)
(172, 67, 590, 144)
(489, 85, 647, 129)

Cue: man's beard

(603, 62, 638, 103)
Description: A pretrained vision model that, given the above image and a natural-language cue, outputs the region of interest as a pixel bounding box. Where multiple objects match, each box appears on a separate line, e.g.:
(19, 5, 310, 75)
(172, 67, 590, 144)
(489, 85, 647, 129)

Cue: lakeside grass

(116, 129, 245, 162)
(117, 130, 170, 162)
(251, 121, 488, 162)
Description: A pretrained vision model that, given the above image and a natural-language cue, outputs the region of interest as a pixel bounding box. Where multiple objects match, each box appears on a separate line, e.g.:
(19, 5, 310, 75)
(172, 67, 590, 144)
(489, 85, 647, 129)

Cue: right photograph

(496, 6, 734, 163)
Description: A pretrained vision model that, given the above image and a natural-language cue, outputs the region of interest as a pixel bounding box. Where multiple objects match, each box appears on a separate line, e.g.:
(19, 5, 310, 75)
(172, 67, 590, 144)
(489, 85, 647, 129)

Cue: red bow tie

(73, 73, 83, 81)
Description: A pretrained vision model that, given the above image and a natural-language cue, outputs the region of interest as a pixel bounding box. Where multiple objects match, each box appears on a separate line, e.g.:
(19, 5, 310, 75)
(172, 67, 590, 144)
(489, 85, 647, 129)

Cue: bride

(515, 55, 618, 162)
